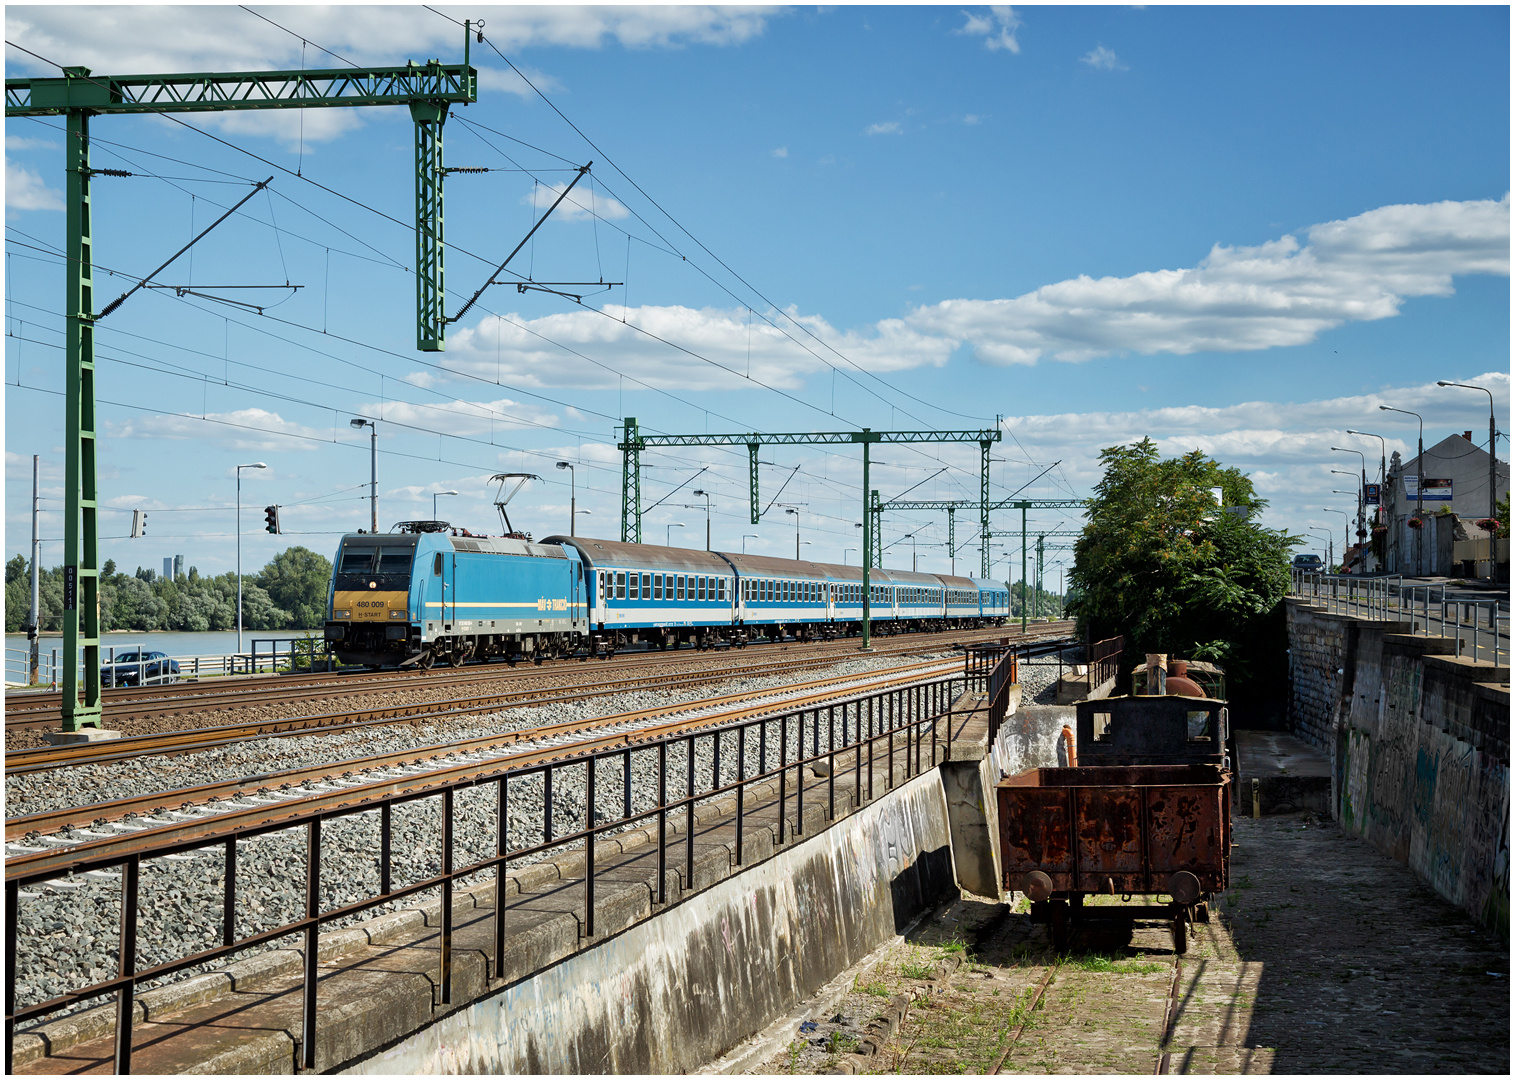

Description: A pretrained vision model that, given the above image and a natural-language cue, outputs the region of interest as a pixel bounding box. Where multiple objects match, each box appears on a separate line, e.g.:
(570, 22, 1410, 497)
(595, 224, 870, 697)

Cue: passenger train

(325, 524, 1011, 668)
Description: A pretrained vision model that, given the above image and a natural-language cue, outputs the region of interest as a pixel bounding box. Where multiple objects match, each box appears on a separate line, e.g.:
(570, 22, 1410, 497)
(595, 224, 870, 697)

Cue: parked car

(1291, 554, 1325, 573)
(100, 650, 180, 687)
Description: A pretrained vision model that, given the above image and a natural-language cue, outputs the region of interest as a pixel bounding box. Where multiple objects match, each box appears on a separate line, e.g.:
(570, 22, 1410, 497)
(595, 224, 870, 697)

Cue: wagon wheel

(417, 650, 435, 671)
(448, 648, 465, 668)
(1171, 912, 1188, 955)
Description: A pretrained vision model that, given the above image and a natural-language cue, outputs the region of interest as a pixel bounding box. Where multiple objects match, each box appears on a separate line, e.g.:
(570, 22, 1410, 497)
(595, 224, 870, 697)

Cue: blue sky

(5, 4, 1510, 586)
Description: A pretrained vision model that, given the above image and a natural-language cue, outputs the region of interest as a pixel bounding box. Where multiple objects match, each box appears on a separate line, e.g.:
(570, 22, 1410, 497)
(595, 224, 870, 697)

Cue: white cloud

(956, 6, 1022, 53)
(908, 194, 1511, 365)
(962, 114, 983, 125)
(999, 372, 1510, 533)
(358, 396, 560, 437)
(105, 408, 326, 452)
(5, 135, 56, 151)
(5, 162, 63, 213)
(445, 303, 955, 391)
(477, 65, 563, 99)
(523, 180, 630, 222)
(771, 146, 789, 158)
(5, 6, 777, 145)
(866, 121, 903, 136)
(1081, 45, 1125, 71)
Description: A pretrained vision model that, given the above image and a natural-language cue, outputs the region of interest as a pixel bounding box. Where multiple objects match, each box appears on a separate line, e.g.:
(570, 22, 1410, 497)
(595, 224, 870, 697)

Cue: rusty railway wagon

(997, 684, 1232, 953)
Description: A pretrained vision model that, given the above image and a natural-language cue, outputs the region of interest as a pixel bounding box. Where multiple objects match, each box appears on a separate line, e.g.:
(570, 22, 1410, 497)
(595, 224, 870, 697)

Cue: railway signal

(130, 510, 147, 537)
(264, 506, 281, 535)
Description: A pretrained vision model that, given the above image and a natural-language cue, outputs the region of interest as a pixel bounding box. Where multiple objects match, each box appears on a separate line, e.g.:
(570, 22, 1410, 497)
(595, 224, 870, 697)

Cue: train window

(677, 575, 686, 601)
(598, 571, 605, 602)
(432, 552, 443, 576)
(653, 573, 662, 600)
(718, 577, 727, 601)
(341, 546, 378, 574)
(377, 547, 413, 575)
(1187, 711, 1213, 742)
(698, 576, 706, 601)
(642, 573, 650, 599)
(1092, 711, 1113, 742)
(629, 573, 639, 600)
(616, 572, 626, 599)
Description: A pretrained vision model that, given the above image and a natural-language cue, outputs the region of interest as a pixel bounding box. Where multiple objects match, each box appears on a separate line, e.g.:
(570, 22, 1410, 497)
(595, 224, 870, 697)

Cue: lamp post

(742, 533, 758, 554)
(783, 506, 802, 559)
(576, 508, 593, 530)
(667, 522, 685, 547)
(1438, 380, 1499, 580)
(350, 418, 377, 533)
(433, 489, 458, 522)
(555, 461, 576, 536)
(236, 462, 267, 654)
(1324, 508, 1349, 568)
(1379, 405, 1424, 574)
(1307, 528, 1333, 571)
(1332, 446, 1369, 548)
(692, 489, 712, 551)
(844, 547, 857, 565)
(1331, 466, 1364, 552)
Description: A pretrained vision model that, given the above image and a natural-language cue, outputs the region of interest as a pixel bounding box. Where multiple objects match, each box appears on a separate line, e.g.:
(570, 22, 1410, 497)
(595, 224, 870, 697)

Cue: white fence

(4, 638, 341, 689)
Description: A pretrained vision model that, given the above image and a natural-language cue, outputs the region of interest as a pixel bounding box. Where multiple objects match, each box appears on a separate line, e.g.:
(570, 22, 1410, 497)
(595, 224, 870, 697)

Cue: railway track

(5, 623, 1072, 731)
(6, 656, 958, 859)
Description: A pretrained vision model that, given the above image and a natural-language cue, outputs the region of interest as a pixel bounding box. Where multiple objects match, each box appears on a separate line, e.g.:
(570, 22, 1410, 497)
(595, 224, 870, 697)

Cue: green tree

(5, 556, 30, 633)
(254, 546, 333, 629)
(1069, 438, 1296, 704)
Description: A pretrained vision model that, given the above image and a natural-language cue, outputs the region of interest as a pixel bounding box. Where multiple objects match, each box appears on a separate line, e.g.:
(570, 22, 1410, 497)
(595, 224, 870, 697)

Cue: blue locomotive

(324, 524, 1011, 668)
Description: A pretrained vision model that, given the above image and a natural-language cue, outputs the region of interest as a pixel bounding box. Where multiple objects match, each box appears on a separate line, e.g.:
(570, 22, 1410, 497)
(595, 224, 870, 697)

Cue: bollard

(1252, 777, 1261, 819)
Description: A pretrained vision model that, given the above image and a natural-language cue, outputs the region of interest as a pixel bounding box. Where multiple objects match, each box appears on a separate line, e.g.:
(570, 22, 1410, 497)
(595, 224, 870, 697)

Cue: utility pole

(7, 41, 477, 738)
(29, 455, 41, 685)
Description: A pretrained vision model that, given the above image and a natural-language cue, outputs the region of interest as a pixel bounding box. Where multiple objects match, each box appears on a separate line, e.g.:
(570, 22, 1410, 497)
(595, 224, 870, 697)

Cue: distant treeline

(5, 547, 333, 633)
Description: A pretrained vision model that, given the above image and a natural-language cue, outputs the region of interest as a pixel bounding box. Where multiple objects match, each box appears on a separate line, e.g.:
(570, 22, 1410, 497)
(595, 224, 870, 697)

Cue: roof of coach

(969, 577, 1009, 590)
(885, 569, 945, 587)
(717, 552, 835, 579)
(545, 536, 730, 574)
(937, 574, 980, 590)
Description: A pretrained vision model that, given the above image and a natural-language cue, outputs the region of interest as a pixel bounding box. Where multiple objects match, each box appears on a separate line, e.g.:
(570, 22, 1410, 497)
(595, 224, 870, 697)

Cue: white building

(1382, 432, 1509, 576)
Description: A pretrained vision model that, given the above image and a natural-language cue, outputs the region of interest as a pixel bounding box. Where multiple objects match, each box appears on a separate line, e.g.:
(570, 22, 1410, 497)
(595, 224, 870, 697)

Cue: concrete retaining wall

(345, 769, 957, 1075)
(1286, 600, 1510, 933)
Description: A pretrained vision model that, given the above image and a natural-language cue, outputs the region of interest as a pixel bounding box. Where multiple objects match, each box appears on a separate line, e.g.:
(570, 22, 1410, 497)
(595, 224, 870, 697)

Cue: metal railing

(1090, 636, 1124, 689)
(1291, 572, 1509, 665)
(5, 648, 1016, 1073)
(4, 639, 344, 688)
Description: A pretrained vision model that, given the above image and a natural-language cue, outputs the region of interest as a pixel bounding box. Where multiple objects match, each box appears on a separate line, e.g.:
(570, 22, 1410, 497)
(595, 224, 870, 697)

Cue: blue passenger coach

(327, 525, 1012, 667)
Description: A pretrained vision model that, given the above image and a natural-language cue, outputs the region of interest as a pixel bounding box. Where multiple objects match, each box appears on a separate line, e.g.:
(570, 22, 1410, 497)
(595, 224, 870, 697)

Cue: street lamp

(844, 548, 857, 565)
(666, 522, 685, 547)
(1324, 507, 1350, 566)
(1346, 429, 1388, 486)
(433, 489, 458, 521)
(1307, 528, 1334, 570)
(691, 489, 712, 551)
(555, 461, 576, 536)
(1331, 466, 1366, 549)
(742, 533, 758, 554)
(1379, 405, 1424, 573)
(235, 462, 267, 654)
(783, 506, 802, 560)
(1438, 380, 1499, 580)
(1332, 446, 1369, 546)
(349, 418, 377, 533)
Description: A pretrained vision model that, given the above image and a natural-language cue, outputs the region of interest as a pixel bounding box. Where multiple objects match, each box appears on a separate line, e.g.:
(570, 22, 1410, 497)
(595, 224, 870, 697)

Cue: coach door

(441, 551, 457, 631)
(826, 582, 836, 621)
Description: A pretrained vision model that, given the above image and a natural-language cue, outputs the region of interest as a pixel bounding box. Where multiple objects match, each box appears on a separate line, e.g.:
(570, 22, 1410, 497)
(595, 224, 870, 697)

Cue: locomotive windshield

(334, 536, 417, 589)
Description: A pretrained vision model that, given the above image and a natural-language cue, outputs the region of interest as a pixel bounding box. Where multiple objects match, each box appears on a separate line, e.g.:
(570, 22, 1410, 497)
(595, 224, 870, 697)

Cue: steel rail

(4, 635, 1070, 773)
(6, 623, 1067, 724)
(5, 659, 960, 875)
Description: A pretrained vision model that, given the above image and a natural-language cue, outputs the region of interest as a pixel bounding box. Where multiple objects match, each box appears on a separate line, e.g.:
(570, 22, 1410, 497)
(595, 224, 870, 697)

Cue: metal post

(236, 469, 243, 655)
(113, 854, 139, 1074)
(302, 819, 321, 1071)
(28, 455, 41, 685)
(861, 436, 872, 649)
(411, 101, 446, 352)
(62, 99, 101, 732)
(621, 417, 641, 543)
(947, 506, 956, 577)
(369, 425, 378, 533)
(980, 437, 992, 578)
(440, 789, 454, 1001)
(585, 756, 595, 938)
(1020, 505, 1029, 632)
(495, 776, 507, 977)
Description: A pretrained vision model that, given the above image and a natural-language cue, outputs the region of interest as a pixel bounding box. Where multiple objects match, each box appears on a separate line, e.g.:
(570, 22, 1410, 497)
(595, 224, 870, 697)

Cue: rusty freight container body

(997, 763, 1230, 952)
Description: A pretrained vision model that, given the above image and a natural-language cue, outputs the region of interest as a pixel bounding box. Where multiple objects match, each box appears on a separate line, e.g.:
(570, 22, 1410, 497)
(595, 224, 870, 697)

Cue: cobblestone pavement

(751, 812, 1509, 1074)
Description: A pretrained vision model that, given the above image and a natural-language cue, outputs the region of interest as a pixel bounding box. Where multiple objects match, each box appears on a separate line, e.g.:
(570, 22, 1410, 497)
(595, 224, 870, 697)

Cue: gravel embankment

(10, 651, 959, 1019)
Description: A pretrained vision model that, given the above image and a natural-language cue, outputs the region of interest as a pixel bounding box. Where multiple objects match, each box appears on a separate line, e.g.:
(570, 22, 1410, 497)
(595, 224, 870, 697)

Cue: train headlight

(334, 609, 351, 620)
